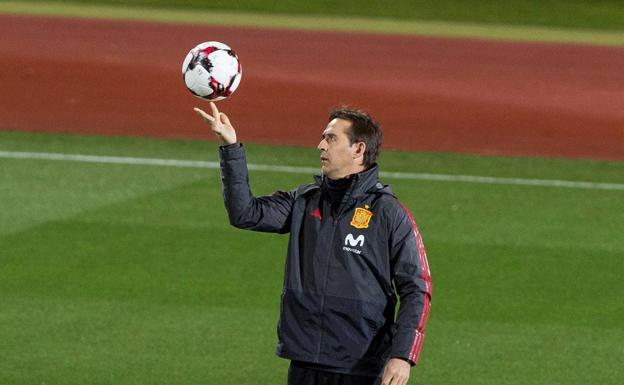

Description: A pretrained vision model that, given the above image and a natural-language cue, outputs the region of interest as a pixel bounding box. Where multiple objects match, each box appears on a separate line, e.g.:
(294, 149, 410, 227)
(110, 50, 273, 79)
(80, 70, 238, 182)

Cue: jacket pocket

(321, 295, 388, 363)
(277, 289, 320, 358)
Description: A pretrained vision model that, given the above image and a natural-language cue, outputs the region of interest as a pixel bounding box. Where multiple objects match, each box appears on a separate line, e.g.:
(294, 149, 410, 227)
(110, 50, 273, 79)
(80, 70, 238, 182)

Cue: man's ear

(353, 142, 366, 163)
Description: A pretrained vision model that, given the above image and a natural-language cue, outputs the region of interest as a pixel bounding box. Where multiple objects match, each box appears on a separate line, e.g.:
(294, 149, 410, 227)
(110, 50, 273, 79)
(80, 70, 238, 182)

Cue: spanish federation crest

(350, 207, 373, 229)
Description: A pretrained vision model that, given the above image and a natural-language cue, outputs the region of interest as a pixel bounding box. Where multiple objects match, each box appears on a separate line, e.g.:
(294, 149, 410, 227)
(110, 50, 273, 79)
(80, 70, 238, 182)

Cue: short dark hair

(329, 107, 383, 169)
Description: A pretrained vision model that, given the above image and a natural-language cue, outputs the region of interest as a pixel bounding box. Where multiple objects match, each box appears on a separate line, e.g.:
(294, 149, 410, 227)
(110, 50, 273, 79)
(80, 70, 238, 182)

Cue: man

(195, 102, 432, 385)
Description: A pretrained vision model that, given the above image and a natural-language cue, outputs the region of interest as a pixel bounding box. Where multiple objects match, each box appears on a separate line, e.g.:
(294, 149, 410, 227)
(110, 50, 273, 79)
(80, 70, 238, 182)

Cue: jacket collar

(313, 163, 386, 198)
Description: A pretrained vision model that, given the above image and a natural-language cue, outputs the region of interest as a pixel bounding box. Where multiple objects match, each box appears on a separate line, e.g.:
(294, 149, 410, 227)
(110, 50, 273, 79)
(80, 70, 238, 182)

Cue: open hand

(194, 102, 237, 145)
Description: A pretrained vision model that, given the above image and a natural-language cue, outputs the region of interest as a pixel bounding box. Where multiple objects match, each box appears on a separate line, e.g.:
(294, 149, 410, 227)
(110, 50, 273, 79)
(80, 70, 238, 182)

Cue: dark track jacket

(219, 143, 432, 376)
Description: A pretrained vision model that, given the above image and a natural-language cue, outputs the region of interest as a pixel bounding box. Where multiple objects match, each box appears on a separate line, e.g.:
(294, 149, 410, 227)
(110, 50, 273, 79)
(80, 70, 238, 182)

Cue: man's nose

(317, 139, 327, 151)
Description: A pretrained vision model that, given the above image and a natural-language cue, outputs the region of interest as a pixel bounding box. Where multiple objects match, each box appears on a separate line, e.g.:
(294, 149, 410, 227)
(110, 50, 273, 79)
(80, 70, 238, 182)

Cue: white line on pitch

(1, 150, 623, 191)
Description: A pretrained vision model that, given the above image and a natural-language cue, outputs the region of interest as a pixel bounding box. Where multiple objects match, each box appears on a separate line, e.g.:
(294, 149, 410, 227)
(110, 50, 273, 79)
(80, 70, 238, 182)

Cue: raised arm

(194, 103, 295, 233)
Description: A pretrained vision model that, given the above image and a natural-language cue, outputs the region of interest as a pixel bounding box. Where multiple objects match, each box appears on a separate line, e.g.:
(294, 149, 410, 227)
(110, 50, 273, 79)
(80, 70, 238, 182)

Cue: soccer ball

(181, 41, 242, 101)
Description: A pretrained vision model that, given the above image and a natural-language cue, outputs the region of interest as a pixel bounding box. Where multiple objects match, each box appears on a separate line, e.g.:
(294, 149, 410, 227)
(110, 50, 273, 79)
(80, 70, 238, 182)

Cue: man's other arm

(388, 203, 433, 365)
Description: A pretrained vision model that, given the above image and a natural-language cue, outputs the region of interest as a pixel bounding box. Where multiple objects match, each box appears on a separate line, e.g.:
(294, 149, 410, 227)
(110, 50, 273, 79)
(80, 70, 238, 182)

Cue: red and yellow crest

(350, 207, 373, 229)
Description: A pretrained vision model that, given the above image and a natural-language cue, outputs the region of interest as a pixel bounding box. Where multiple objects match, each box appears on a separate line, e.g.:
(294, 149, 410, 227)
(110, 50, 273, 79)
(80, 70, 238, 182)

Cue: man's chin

(321, 169, 340, 179)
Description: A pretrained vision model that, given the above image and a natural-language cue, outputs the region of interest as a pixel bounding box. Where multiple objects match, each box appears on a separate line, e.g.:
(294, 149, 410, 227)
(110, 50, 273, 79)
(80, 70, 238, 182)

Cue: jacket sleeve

(388, 202, 432, 365)
(219, 142, 295, 233)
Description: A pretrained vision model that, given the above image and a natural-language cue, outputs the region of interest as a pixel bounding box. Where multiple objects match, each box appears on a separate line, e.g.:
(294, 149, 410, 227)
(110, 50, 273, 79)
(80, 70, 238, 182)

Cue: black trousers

(287, 362, 382, 385)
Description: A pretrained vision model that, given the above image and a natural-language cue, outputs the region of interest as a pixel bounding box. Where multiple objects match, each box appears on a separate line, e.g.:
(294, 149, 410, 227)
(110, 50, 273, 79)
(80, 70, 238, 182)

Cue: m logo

(344, 234, 365, 247)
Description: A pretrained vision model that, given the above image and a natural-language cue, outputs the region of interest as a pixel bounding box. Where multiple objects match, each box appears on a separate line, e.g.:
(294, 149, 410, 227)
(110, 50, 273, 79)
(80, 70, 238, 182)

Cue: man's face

(317, 118, 364, 179)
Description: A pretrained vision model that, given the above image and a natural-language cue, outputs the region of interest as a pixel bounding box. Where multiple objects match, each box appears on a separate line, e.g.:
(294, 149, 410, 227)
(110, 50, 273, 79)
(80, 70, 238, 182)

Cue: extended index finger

(209, 102, 219, 120)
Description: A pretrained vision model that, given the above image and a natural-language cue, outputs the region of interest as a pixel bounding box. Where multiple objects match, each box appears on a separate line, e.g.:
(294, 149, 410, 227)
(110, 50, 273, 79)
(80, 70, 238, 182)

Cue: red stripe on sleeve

(399, 203, 433, 364)
(409, 296, 431, 363)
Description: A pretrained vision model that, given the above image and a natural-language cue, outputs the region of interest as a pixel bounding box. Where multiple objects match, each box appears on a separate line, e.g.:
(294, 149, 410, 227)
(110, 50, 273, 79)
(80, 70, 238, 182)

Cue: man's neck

(328, 165, 366, 180)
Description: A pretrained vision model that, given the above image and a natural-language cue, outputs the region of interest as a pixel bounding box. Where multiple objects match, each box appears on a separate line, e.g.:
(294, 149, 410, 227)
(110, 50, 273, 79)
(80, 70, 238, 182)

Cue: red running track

(0, 14, 623, 159)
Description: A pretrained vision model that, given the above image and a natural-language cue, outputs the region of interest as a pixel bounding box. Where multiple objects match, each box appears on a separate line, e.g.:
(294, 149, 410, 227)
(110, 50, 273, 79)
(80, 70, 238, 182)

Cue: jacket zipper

(315, 181, 358, 362)
(314, 183, 355, 364)
(315, 204, 343, 362)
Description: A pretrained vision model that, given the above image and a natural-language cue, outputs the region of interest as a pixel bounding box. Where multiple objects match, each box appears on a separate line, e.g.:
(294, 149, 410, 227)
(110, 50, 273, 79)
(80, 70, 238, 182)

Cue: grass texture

(6, 0, 624, 31)
(1, 2, 624, 46)
(1, 130, 623, 384)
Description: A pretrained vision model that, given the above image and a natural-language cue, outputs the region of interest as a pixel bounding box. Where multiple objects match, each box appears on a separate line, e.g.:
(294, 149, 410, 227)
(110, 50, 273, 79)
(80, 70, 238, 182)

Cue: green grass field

(1, 130, 623, 384)
(9, 0, 624, 30)
(3, 1, 624, 46)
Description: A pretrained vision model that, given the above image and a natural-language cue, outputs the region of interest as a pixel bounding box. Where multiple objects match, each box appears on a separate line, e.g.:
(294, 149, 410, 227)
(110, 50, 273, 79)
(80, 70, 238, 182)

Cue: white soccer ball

(181, 41, 242, 101)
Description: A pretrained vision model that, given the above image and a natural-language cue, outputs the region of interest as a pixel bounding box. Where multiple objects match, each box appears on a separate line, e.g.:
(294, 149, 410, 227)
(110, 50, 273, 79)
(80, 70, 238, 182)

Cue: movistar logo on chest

(343, 234, 364, 254)
(345, 234, 365, 247)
